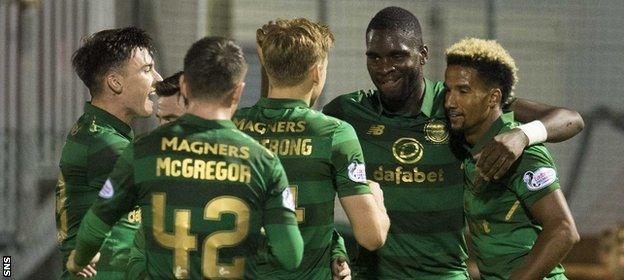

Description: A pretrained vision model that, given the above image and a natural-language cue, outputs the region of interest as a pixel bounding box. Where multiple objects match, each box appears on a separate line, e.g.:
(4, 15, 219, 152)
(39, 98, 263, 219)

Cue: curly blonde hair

(446, 38, 518, 107)
(256, 18, 334, 87)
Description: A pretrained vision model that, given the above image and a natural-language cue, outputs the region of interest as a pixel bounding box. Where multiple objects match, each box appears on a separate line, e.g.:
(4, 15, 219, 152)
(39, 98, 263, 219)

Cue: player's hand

(66, 250, 101, 278)
(475, 128, 528, 181)
(331, 256, 351, 280)
(367, 180, 385, 211)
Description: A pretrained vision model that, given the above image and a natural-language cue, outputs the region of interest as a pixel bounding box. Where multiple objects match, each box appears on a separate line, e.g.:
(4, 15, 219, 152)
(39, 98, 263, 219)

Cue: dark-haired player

(323, 6, 584, 279)
(155, 71, 186, 125)
(66, 36, 304, 279)
(55, 26, 162, 279)
(445, 37, 579, 279)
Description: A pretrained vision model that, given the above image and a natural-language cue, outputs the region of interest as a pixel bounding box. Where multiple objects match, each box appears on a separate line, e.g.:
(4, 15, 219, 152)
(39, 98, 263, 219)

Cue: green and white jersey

(462, 112, 566, 279)
(89, 114, 297, 279)
(233, 97, 371, 280)
(55, 102, 141, 279)
(323, 79, 469, 280)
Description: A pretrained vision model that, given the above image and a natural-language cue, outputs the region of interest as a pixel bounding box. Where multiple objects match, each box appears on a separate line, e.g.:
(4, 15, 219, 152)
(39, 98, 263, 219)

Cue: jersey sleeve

(86, 132, 129, 189)
(508, 145, 560, 208)
(262, 153, 298, 226)
(331, 121, 371, 197)
(330, 229, 348, 261)
(90, 144, 141, 226)
(322, 96, 345, 120)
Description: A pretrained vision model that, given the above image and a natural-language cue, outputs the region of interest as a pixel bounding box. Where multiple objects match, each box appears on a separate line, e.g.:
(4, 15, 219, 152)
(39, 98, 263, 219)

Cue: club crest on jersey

(367, 124, 385, 135)
(98, 179, 114, 199)
(281, 187, 296, 212)
(347, 161, 367, 183)
(523, 167, 557, 191)
(424, 120, 449, 144)
(392, 137, 424, 164)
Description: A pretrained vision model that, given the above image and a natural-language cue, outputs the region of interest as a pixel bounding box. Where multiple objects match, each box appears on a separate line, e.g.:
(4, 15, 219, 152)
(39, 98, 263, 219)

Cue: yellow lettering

(190, 141, 204, 154)
(194, 160, 206, 179)
(240, 146, 250, 159)
(427, 171, 437, 182)
(178, 139, 191, 152)
(156, 157, 171, 176)
(296, 121, 306, 132)
(171, 160, 182, 177)
(162, 137, 178, 151)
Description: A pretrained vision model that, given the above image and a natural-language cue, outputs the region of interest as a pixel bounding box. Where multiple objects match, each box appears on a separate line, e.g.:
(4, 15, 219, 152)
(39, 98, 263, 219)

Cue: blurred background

(1, 0, 623, 279)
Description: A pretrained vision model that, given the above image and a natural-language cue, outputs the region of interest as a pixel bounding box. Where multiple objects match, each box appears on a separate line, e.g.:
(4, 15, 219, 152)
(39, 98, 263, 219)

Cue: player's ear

(489, 88, 502, 108)
(179, 74, 189, 100)
(419, 45, 429, 65)
(229, 81, 245, 107)
(106, 71, 123, 94)
(310, 62, 321, 85)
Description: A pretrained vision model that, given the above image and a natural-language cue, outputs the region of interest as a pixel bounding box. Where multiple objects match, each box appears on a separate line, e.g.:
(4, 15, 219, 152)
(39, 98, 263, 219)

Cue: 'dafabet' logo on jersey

(424, 120, 449, 144)
(392, 137, 424, 164)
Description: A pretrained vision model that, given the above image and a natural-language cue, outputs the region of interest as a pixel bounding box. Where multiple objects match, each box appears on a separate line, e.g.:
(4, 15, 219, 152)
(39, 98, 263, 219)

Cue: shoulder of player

(326, 90, 371, 107)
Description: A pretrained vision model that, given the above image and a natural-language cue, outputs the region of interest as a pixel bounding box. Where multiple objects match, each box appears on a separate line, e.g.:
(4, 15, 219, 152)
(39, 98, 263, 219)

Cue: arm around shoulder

(510, 98, 585, 143)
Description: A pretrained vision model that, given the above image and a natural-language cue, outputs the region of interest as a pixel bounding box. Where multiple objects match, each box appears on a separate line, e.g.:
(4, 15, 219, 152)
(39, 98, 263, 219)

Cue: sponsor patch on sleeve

(523, 167, 557, 191)
(347, 161, 367, 183)
(98, 179, 115, 199)
(281, 187, 296, 212)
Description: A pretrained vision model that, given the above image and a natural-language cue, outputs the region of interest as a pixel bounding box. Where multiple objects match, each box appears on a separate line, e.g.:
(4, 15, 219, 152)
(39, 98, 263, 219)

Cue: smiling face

(366, 29, 426, 110)
(119, 47, 162, 118)
(444, 65, 498, 140)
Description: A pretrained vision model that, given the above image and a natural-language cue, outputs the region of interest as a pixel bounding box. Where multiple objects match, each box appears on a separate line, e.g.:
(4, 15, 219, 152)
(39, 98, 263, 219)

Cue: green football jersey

(462, 112, 566, 279)
(55, 103, 141, 279)
(323, 79, 469, 280)
(89, 114, 298, 279)
(233, 98, 371, 279)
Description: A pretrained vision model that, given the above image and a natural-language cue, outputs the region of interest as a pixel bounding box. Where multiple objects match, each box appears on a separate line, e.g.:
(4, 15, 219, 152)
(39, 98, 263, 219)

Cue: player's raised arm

(67, 146, 140, 273)
(509, 189, 579, 279)
(262, 155, 304, 270)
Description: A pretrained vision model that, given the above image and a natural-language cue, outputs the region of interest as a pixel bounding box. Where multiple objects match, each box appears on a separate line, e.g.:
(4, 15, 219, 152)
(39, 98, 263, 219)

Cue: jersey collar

(373, 78, 437, 118)
(256, 97, 309, 109)
(470, 112, 515, 154)
(83, 102, 133, 139)
(178, 114, 237, 130)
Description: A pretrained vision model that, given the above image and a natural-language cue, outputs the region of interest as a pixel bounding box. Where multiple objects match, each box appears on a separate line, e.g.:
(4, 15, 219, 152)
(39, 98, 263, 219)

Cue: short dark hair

(446, 38, 517, 107)
(366, 6, 423, 45)
(72, 27, 155, 95)
(183, 36, 247, 100)
(155, 71, 183, 97)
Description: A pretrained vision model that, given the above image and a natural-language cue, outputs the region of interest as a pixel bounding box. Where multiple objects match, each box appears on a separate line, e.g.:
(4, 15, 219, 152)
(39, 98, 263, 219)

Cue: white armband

(518, 120, 547, 145)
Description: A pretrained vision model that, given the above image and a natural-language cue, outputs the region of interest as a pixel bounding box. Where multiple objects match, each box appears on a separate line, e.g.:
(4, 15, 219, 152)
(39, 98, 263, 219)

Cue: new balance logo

(367, 125, 385, 135)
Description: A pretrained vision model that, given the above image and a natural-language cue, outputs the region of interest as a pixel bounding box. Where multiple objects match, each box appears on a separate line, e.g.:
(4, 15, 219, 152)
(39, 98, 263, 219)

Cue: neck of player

(381, 78, 425, 116)
(465, 108, 502, 145)
(186, 98, 236, 121)
(267, 80, 315, 107)
(91, 96, 134, 125)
